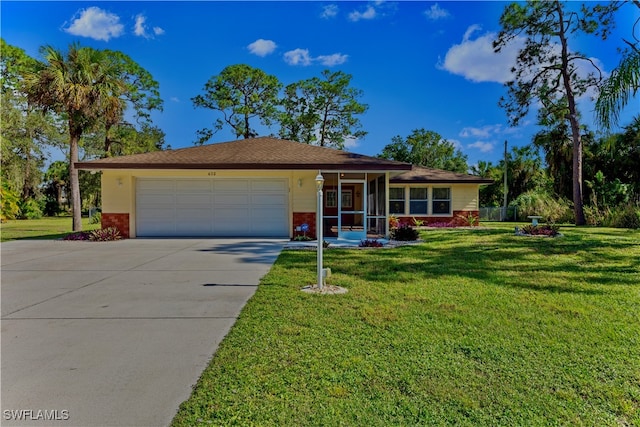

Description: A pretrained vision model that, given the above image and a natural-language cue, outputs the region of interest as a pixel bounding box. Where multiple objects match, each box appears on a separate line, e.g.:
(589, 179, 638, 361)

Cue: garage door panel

(176, 180, 211, 192)
(176, 194, 212, 205)
(214, 180, 249, 191)
(137, 179, 175, 192)
(137, 178, 288, 237)
(138, 193, 175, 205)
(252, 180, 287, 191)
(252, 194, 287, 205)
(214, 194, 250, 205)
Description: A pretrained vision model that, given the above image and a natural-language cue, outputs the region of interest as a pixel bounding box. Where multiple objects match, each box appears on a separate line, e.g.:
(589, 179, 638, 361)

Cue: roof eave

(75, 162, 412, 171)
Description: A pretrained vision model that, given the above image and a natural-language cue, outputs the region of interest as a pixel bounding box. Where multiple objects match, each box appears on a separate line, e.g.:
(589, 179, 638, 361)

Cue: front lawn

(173, 225, 640, 426)
(0, 216, 99, 242)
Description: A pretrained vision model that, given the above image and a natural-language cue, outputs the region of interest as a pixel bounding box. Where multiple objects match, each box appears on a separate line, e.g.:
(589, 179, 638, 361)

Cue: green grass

(172, 224, 640, 426)
(0, 216, 100, 242)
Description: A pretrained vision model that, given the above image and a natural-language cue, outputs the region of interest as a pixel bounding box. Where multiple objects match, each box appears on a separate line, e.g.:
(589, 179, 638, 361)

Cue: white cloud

(349, 5, 376, 22)
(63, 7, 124, 41)
(317, 53, 348, 66)
(438, 25, 522, 83)
(460, 125, 499, 139)
(468, 141, 495, 153)
(170, 97, 180, 103)
(321, 4, 338, 19)
(248, 39, 277, 57)
(284, 49, 312, 66)
(424, 3, 450, 20)
(284, 49, 347, 67)
(134, 14, 147, 37)
(343, 136, 359, 149)
(134, 14, 163, 39)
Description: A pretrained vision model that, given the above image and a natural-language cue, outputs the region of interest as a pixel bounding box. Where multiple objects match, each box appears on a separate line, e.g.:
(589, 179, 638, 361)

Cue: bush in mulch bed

(63, 227, 123, 241)
(517, 224, 561, 237)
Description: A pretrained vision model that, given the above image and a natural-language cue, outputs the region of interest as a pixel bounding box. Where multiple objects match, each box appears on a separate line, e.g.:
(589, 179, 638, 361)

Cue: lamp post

(315, 172, 324, 289)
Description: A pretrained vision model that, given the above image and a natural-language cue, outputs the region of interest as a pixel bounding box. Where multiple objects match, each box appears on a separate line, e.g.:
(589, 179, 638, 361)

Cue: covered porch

(319, 172, 388, 241)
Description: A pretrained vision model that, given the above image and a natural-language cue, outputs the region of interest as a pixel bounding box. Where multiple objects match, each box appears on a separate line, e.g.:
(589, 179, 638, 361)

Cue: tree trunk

(69, 119, 83, 231)
(556, 1, 586, 225)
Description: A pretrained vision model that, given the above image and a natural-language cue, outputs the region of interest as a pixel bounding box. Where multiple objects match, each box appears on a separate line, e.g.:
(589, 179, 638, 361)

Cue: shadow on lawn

(284, 227, 640, 295)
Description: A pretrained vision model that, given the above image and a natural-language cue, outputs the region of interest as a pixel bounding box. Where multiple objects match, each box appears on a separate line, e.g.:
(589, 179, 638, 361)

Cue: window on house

(409, 188, 428, 214)
(326, 190, 337, 208)
(389, 187, 405, 214)
(432, 187, 451, 214)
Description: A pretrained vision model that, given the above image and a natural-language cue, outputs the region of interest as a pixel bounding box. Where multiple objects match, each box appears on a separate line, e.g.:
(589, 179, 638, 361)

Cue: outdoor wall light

(117, 178, 123, 187)
(297, 178, 303, 188)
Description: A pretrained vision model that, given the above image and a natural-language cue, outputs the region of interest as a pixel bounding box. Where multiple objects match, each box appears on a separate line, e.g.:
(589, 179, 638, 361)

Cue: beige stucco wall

(452, 184, 480, 211)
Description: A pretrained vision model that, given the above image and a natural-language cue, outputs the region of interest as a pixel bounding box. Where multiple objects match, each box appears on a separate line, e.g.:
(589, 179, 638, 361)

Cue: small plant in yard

(90, 211, 102, 225)
(518, 224, 560, 237)
(411, 217, 424, 227)
(388, 214, 399, 229)
(454, 212, 479, 227)
(63, 231, 91, 241)
(293, 235, 312, 241)
(63, 227, 123, 241)
(390, 223, 419, 241)
(359, 239, 383, 248)
(89, 227, 122, 241)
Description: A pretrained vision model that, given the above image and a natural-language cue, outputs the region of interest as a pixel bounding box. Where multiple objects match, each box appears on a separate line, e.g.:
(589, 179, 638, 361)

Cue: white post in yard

(315, 172, 324, 289)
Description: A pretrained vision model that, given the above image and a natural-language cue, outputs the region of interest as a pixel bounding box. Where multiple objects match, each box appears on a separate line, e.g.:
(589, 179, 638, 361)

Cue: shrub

(411, 217, 424, 227)
(609, 202, 640, 229)
(359, 239, 383, 248)
(454, 212, 479, 227)
(389, 215, 399, 229)
(90, 211, 102, 224)
(89, 227, 123, 241)
(293, 235, 312, 241)
(391, 224, 419, 241)
(63, 227, 123, 241)
(63, 231, 91, 241)
(1, 182, 20, 221)
(18, 198, 43, 219)
(512, 191, 573, 224)
(519, 224, 560, 237)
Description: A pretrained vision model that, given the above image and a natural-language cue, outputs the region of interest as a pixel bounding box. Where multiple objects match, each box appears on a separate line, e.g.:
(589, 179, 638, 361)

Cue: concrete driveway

(1, 238, 285, 427)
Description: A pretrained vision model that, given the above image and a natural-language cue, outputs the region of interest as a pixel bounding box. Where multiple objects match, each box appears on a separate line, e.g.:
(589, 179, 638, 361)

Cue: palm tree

(25, 44, 125, 231)
(595, 1, 640, 130)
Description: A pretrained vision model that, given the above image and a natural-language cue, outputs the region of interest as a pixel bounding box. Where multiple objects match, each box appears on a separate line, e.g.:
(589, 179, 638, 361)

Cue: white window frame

(389, 187, 406, 215)
(431, 187, 452, 215)
(409, 187, 428, 215)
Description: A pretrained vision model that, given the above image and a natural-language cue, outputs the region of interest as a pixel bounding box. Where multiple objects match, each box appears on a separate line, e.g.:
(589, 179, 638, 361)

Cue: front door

(339, 179, 366, 240)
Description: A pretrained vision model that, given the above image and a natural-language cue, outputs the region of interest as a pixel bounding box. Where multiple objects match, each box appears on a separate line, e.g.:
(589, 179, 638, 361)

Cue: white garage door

(136, 178, 289, 237)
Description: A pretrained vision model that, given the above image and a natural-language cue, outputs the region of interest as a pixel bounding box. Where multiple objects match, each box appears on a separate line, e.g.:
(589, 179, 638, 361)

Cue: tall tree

(379, 128, 468, 173)
(192, 64, 281, 142)
(1, 39, 63, 201)
(278, 70, 368, 149)
(25, 44, 160, 230)
(100, 50, 163, 157)
(594, 1, 640, 130)
(494, 1, 611, 225)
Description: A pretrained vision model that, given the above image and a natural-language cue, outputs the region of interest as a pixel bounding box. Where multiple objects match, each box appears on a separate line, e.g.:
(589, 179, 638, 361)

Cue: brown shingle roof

(75, 137, 412, 171)
(390, 165, 494, 184)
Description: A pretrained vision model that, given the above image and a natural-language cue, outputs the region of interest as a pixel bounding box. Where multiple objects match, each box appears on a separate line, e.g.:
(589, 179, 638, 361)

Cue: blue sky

(2, 1, 638, 168)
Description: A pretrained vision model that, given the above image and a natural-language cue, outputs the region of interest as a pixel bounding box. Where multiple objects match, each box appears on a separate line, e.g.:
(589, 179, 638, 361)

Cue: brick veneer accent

(101, 213, 130, 238)
(397, 210, 480, 226)
(292, 212, 316, 239)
